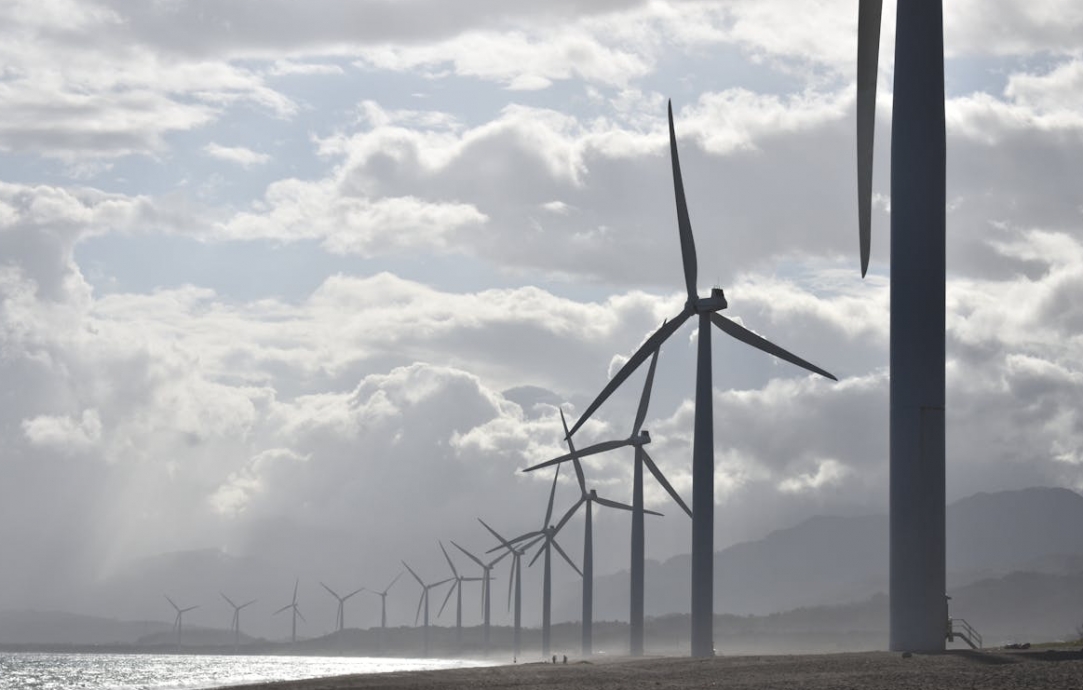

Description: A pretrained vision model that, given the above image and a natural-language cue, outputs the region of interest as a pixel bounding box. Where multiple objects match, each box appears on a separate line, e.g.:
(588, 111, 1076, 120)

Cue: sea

(0, 652, 494, 690)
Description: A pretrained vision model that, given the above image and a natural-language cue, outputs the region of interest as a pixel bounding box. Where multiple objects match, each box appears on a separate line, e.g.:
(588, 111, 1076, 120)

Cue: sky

(1, 0, 1082, 634)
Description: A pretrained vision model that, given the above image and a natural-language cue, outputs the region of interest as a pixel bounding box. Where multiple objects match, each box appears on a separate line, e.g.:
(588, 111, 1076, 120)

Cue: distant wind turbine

(367, 571, 403, 630)
(451, 540, 509, 656)
(366, 571, 402, 653)
(436, 541, 483, 649)
(480, 518, 541, 659)
(566, 102, 836, 657)
(220, 593, 256, 651)
(321, 582, 364, 633)
(509, 464, 581, 657)
(273, 578, 305, 643)
(165, 595, 198, 649)
(402, 560, 453, 657)
(527, 352, 687, 656)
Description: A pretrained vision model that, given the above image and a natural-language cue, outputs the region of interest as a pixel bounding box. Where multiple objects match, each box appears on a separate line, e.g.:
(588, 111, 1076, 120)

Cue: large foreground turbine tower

(857, 0, 947, 651)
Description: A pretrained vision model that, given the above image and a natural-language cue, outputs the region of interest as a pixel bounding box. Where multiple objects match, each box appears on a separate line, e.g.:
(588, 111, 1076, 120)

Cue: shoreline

(217, 648, 1083, 690)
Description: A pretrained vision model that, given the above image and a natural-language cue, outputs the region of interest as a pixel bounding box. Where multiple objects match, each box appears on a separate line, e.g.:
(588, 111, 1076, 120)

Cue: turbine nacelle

(630, 429, 651, 446)
(691, 287, 727, 314)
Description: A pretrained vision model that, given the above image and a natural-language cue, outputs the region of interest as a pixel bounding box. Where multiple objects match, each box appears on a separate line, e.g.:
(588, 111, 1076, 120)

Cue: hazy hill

(571, 487, 1083, 621)
(0, 610, 171, 645)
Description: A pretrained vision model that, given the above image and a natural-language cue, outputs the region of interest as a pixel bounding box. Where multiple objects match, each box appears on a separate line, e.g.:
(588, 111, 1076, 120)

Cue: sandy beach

(222, 649, 1083, 690)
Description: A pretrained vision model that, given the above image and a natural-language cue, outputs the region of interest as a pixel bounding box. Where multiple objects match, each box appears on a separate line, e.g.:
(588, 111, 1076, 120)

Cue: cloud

(203, 143, 272, 168)
(22, 408, 103, 452)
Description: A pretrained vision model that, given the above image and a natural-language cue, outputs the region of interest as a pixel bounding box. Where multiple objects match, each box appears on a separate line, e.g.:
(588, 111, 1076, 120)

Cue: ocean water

(0, 652, 494, 690)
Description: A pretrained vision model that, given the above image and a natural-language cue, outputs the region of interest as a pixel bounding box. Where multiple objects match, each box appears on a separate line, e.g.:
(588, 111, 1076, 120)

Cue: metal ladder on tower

(948, 618, 982, 649)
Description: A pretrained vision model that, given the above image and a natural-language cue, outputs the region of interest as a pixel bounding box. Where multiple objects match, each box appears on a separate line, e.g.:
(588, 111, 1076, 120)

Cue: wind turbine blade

(165, 595, 179, 611)
(452, 540, 485, 569)
(345, 588, 364, 600)
(320, 583, 339, 600)
(560, 408, 587, 494)
(551, 539, 583, 577)
(521, 533, 546, 552)
(384, 571, 403, 594)
(221, 593, 236, 608)
(489, 548, 512, 567)
(439, 541, 459, 578)
(507, 557, 516, 611)
(432, 577, 455, 588)
(633, 345, 660, 435)
(415, 593, 424, 626)
(857, 0, 883, 278)
(182, 605, 199, 613)
(401, 561, 425, 587)
(528, 541, 547, 568)
(554, 497, 585, 536)
(273, 604, 291, 615)
(494, 530, 542, 554)
(292, 578, 299, 604)
(524, 438, 633, 473)
(241, 600, 256, 609)
(296, 608, 306, 623)
(592, 495, 636, 513)
(568, 309, 692, 437)
(642, 449, 693, 518)
(710, 313, 837, 381)
(543, 464, 560, 528)
(437, 581, 456, 617)
(478, 518, 514, 551)
(668, 100, 699, 302)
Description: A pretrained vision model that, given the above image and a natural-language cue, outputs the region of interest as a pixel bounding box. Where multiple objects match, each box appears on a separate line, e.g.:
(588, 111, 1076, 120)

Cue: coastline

(218, 648, 1083, 690)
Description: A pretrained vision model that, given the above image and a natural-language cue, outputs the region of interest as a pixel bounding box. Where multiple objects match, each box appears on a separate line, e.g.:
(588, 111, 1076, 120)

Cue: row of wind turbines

(169, 0, 950, 653)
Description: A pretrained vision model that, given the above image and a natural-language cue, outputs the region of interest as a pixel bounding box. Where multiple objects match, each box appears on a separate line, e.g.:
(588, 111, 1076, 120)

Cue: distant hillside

(569, 487, 1083, 620)
(0, 610, 171, 645)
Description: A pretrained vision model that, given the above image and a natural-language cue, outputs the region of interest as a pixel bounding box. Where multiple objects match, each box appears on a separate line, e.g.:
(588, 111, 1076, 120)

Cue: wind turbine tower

(566, 102, 836, 657)
(367, 571, 403, 630)
(856, 0, 947, 651)
(220, 593, 256, 650)
(437, 541, 482, 649)
(452, 540, 509, 656)
(321, 582, 364, 633)
(165, 596, 198, 649)
(366, 571, 400, 649)
(481, 518, 539, 659)
(273, 579, 305, 643)
(403, 560, 452, 657)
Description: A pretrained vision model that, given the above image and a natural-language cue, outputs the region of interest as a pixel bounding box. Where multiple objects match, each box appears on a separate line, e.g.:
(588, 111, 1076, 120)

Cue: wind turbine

(367, 571, 402, 630)
(402, 560, 453, 657)
(273, 578, 305, 643)
(528, 352, 689, 656)
(321, 582, 364, 633)
(436, 541, 483, 649)
(451, 540, 509, 656)
(509, 464, 581, 658)
(220, 593, 256, 650)
(165, 595, 198, 649)
(565, 102, 837, 657)
(480, 518, 541, 659)
(366, 571, 402, 653)
(857, 0, 947, 652)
